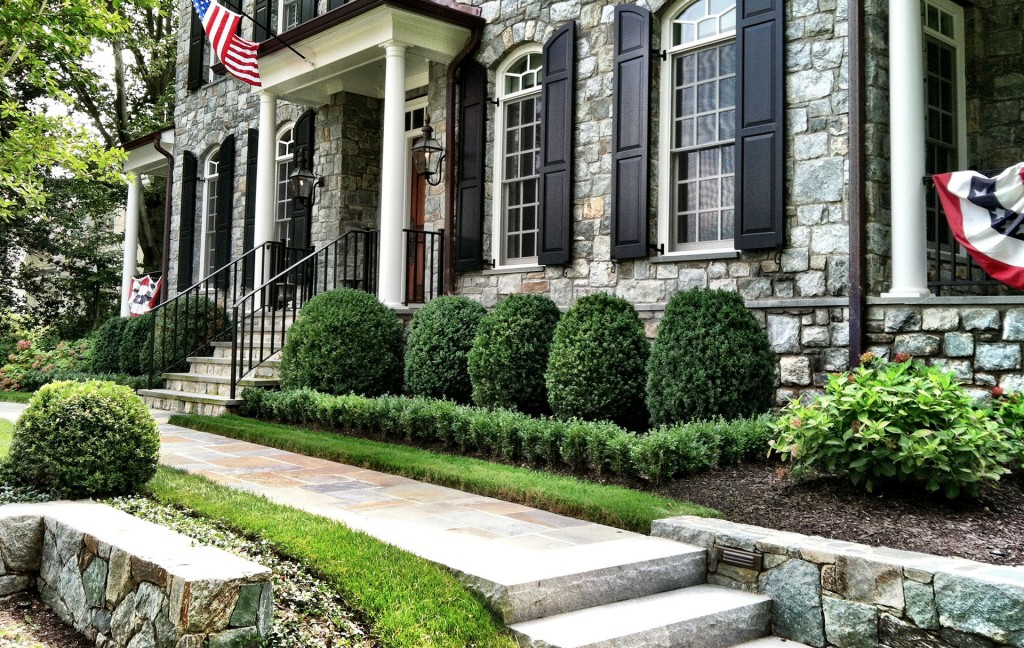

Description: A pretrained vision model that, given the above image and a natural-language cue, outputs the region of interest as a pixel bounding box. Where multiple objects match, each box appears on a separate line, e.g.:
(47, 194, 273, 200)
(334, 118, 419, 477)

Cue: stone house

(120, 0, 1024, 404)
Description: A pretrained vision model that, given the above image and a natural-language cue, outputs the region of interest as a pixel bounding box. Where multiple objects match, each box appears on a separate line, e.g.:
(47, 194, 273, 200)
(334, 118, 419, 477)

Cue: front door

(404, 101, 428, 304)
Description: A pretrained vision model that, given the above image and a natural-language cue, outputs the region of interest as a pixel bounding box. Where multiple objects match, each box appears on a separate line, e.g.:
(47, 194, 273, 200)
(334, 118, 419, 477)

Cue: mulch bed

(0, 591, 91, 648)
(658, 462, 1024, 566)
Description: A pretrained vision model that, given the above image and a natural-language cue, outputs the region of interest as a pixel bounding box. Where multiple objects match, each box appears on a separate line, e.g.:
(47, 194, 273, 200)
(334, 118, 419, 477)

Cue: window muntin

(494, 49, 544, 266)
(274, 126, 294, 245)
(202, 150, 220, 275)
(663, 0, 737, 252)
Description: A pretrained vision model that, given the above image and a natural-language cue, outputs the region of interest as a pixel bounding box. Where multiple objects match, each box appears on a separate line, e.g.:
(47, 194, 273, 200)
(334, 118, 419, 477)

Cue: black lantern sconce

(411, 115, 445, 187)
(289, 147, 323, 207)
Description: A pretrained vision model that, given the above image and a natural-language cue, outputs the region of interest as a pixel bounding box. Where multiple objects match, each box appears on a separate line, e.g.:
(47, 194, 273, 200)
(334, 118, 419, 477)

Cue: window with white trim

(272, 0, 299, 33)
(201, 149, 220, 275)
(660, 0, 737, 253)
(493, 48, 544, 266)
(274, 125, 294, 244)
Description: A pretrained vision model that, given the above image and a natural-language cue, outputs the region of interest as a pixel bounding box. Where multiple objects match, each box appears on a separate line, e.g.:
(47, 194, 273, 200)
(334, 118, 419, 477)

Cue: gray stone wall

(654, 516, 1024, 648)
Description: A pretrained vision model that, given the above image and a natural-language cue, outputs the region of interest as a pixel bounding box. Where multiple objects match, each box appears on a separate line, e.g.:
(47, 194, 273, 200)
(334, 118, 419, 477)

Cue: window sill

(482, 264, 544, 276)
(649, 249, 740, 263)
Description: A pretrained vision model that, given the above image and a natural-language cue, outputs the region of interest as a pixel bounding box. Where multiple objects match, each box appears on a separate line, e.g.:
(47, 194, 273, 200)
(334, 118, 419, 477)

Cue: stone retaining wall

(0, 501, 273, 648)
(653, 515, 1024, 648)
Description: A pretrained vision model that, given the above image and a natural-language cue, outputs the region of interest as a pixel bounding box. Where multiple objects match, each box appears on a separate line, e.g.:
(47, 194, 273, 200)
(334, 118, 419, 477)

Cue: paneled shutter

(214, 135, 236, 288)
(454, 60, 487, 272)
(178, 151, 199, 288)
(291, 109, 316, 251)
(734, 0, 785, 249)
(298, 0, 316, 25)
(243, 129, 259, 289)
(538, 21, 576, 266)
(611, 5, 651, 260)
(252, 0, 270, 41)
(186, 12, 205, 92)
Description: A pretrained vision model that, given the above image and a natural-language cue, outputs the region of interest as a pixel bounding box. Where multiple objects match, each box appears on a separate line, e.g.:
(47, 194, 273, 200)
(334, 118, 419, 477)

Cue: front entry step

(138, 388, 242, 416)
(508, 585, 771, 648)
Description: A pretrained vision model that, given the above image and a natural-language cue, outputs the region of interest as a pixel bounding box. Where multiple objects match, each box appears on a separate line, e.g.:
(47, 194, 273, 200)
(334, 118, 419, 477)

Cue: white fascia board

(124, 130, 175, 175)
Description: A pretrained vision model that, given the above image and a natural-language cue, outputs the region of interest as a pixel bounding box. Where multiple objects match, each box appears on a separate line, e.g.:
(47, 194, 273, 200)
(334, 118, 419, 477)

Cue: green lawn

(169, 414, 719, 533)
(0, 391, 33, 404)
(148, 467, 516, 648)
(0, 419, 12, 458)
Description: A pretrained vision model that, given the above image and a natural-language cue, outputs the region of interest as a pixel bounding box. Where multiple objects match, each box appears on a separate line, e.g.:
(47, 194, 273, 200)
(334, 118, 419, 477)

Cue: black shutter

(253, 0, 270, 40)
(734, 0, 785, 249)
(291, 109, 316, 251)
(611, 5, 651, 260)
(187, 12, 205, 92)
(455, 60, 487, 272)
(298, 0, 316, 25)
(178, 151, 199, 288)
(243, 129, 259, 289)
(214, 135, 236, 288)
(538, 21, 575, 266)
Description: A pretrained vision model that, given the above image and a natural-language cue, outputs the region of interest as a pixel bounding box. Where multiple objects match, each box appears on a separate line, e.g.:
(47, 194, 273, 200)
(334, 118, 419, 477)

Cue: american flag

(192, 0, 261, 86)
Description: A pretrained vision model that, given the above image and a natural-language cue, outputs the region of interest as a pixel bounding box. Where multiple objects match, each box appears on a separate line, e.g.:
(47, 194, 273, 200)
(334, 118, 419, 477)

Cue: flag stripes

(192, 0, 261, 86)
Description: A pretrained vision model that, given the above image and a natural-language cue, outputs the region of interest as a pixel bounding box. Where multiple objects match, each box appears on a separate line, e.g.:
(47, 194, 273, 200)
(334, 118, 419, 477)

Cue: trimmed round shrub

(153, 296, 230, 372)
(404, 296, 486, 403)
(119, 313, 153, 376)
(545, 293, 649, 428)
(468, 294, 560, 415)
(280, 288, 404, 396)
(647, 289, 775, 425)
(91, 316, 128, 373)
(7, 380, 159, 497)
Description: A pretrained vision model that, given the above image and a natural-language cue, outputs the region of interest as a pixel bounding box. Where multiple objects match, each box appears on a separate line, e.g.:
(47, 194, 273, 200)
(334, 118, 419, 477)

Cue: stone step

(733, 638, 814, 648)
(185, 356, 280, 379)
(138, 388, 242, 417)
(162, 373, 278, 398)
(509, 585, 771, 648)
(459, 537, 706, 625)
(210, 341, 282, 361)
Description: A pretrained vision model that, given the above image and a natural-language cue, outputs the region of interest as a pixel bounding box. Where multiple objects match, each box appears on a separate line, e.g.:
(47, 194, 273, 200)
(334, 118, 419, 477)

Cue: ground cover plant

(147, 467, 516, 648)
(404, 296, 486, 403)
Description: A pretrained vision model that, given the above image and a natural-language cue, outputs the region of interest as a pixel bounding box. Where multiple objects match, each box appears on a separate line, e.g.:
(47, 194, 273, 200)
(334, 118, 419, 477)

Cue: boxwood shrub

(280, 288, 403, 397)
(468, 294, 560, 415)
(404, 296, 486, 403)
(241, 387, 774, 484)
(6, 381, 159, 497)
(119, 313, 153, 376)
(545, 293, 649, 428)
(91, 316, 128, 373)
(647, 289, 775, 425)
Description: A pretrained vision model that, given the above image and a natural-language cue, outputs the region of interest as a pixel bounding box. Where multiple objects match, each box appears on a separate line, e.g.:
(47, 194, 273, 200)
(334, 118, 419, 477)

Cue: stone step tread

(210, 341, 285, 350)
(137, 388, 242, 407)
(733, 639, 814, 648)
(186, 356, 281, 367)
(509, 585, 771, 648)
(161, 372, 279, 387)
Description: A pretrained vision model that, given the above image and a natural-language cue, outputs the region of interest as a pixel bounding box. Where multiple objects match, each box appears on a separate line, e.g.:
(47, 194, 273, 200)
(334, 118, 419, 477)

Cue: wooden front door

(405, 170, 427, 303)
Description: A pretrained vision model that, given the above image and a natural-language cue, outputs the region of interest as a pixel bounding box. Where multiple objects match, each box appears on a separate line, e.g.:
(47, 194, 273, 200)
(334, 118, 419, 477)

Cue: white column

(254, 91, 278, 296)
(377, 42, 407, 306)
(119, 173, 143, 317)
(883, 0, 931, 297)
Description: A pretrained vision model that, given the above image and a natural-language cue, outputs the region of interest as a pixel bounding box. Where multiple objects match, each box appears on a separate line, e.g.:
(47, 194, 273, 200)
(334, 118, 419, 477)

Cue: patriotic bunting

(128, 275, 163, 316)
(934, 163, 1024, 290)
(192, 0, 261, 87)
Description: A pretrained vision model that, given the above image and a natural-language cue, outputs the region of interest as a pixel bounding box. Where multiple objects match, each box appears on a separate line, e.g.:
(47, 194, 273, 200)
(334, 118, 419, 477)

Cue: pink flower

(992, 386, 1005, 398)
(893, 352, 911, 363)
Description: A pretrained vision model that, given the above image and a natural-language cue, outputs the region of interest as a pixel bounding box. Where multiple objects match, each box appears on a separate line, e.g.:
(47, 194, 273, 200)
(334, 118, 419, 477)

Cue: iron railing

(924, 169, 1016, 295)
(404, 228, 444, 305)
(145, 240, 309, 387)
(229, 228, 379, 398)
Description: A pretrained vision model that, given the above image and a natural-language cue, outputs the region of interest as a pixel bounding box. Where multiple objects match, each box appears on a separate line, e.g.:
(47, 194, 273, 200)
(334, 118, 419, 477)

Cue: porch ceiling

(258, 0, 481, 106)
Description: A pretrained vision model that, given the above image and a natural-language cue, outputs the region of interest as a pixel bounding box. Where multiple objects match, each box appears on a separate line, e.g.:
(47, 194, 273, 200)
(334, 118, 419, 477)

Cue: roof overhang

(257, 0, 483, 105)
(123, 128, 175, 175)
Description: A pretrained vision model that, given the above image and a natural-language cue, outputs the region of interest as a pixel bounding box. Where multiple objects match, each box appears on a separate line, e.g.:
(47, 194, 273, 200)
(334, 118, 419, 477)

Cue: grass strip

(0, 419, 12, 458)
(147, 467, 516, 648)
(0, 392, 33, 404)
(169, 413, 719, 533)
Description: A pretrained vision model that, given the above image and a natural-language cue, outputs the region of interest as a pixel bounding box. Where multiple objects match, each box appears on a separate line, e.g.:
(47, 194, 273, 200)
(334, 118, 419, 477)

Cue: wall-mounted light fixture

(411, 115, 445, 187)
(289, 146, 323, 207)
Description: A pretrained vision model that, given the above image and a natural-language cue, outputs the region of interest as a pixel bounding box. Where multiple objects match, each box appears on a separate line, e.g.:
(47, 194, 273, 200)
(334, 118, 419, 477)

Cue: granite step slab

(509, 584, 771, 648)
(139, 388, 241, 416)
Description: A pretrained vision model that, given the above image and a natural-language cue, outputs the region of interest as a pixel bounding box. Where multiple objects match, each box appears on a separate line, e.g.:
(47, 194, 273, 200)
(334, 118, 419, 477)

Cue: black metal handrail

(403, 228, 444, 305)
(229, 228, 379, 398)
(146, 240, 309, 387)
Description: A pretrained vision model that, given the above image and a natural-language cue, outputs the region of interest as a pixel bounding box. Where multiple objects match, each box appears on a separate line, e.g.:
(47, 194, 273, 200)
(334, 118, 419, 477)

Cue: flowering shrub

(771, 353, 1014, 499)
(990, 388, 1024, 464)
(0, 338, 91, 391)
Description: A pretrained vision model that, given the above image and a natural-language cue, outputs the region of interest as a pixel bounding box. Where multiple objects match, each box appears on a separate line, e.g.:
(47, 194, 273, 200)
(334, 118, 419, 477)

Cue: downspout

(847, 0, 866, 366)
(443, 27, 483, 295)
(154, 132, 175, 304)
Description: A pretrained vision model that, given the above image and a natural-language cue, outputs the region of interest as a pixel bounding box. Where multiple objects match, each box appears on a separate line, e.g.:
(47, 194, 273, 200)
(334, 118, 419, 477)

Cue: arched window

(275, 125, 294, 244)
(660, 0, 737, 252)
(201, 148, 220, 274)
(493, 47, 544, 266)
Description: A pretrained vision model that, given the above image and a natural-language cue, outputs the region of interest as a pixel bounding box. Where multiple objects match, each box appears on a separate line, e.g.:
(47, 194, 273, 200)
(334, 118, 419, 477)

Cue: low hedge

(241, 388, 773, 484)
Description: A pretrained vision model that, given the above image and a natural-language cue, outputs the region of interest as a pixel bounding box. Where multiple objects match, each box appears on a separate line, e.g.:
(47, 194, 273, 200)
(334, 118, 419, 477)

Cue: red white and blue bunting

(934, 163, 1024, 290)
(128, 275, 162, 317)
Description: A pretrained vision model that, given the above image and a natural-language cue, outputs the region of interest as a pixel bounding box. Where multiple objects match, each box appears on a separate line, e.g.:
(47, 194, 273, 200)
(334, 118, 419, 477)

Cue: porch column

(377, 42, 407, 306)
(119, 173, 143, 317)
(883, 0, 931, 297)
(254, 91, 278, 295)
